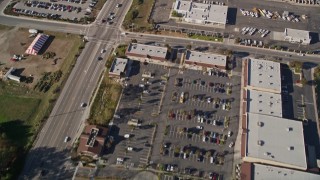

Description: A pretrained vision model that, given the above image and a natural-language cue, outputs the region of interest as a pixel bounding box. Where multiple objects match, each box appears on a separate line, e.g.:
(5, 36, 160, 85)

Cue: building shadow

(38, 35, 55, 55)
(227, 8, 237, 25)
(309, 32, 319, 44)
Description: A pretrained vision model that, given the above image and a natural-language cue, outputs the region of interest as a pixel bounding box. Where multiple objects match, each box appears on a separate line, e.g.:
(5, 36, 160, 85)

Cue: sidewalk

(231, 60, 245, 179)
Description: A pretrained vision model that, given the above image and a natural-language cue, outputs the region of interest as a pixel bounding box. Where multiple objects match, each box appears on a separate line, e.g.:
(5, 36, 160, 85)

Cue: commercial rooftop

(246, 89, 282, 117)
(247, 58, 281, 93)
(126, 43, 168, 61)
(245, 113, 307, 170)
(241, 162, 320, 180)
(185, 50, 227, 68)
(284, 28, 311, 45)
(173, 0, 228, 25)
(109, 58, 128, 77)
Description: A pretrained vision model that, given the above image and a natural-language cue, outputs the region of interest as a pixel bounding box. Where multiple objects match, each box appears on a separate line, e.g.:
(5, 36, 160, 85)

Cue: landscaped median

(187, 33, 224, 42)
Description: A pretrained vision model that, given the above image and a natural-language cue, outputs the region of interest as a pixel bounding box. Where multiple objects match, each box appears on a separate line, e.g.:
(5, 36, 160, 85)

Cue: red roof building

(25, 34, 49, 55)
(77, 125, 108, 158)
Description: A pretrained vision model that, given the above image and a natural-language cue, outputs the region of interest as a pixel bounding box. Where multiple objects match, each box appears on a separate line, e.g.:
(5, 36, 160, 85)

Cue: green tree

(132, 10, 139, 20)
(186, 44, 192, 50)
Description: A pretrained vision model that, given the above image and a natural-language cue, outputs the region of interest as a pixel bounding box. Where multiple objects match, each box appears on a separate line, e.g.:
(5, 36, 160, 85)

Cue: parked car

(229, 141, 234, 148)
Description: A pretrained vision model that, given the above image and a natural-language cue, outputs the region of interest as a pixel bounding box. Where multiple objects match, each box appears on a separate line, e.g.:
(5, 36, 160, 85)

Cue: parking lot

(105, 61, 169, 168)
(103, 58, 241, 179)
(12, 0, 96, 21)
(155, 67, 240, 179)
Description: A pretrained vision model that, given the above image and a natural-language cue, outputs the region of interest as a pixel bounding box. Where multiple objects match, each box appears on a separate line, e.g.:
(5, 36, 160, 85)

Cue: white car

(210, 156, 214, 164)
(143, 90, 150, 94)
(80, 102, 87, 107)
(101, 49, 105, 53)
(229, 142, 234, 148)
(127, 146, 133, 151)
(228, 131, 232, 137)
(196, 125, 204, 130)
(64, 136, 69, 143)
(124, 134, 131, 138)
(207, 98, 212, 103)
(116, 3, 121, 8)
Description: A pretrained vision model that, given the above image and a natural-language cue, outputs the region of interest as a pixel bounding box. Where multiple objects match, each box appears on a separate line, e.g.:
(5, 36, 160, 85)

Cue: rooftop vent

(257, 121, 264, 127)
(257, 140, 264, 146)
(288, 146, 294, 151)
(287, 127, 293, 131)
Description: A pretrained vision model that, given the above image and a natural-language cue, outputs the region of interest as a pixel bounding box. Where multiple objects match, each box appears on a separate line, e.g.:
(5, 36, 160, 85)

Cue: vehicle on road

(124, 134, 131, 138)
(116, 3, 121, 8)
(64, 136, 69, 143)
(196, 125, 203, 130)
(228, 131, 232, 137)
(80, 102, 87, 107)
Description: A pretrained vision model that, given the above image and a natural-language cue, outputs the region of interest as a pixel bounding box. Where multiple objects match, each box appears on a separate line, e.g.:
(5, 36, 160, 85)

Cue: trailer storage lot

(106, 59, 241, 179)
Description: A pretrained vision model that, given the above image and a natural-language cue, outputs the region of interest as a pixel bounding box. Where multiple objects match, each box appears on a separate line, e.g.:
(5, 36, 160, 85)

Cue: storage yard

(0, 26, 82, 86)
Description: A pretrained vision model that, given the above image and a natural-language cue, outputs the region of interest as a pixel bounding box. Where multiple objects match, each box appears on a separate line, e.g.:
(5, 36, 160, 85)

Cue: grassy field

(0, 29, 84, 179)
(123, 0, 155, 31)
(89, 45, 125, 126)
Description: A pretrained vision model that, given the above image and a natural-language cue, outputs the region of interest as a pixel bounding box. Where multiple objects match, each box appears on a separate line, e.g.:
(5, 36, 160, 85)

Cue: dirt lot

(0, 26, 78, 86)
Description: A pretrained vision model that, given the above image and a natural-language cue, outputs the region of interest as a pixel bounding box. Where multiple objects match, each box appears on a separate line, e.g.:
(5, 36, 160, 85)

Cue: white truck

(28, 29, 38, 34)
(127, 119, 142, 127)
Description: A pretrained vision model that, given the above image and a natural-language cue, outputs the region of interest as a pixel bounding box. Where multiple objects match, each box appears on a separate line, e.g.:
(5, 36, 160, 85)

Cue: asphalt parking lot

(105, 61, 169, 168)
(104, 59, 241, 179)
(13, 0, 94, 20)
(157, 67, 240, 179)
(152, 0, 320, 50)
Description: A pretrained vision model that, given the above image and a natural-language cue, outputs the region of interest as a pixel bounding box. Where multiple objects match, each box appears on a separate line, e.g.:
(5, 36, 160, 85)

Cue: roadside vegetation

(0, 29, 84, 179)
(123, 0, 155, 31)
(188, 34, 224, 42)
(88, 45, 126, 126)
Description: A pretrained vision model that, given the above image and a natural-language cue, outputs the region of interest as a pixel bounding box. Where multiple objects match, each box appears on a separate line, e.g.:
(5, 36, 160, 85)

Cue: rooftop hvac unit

(257, 140, 264, 146)
(288, 146, 294, 151)
(287, 127, 293, 131)
(257, 121, 264, 127)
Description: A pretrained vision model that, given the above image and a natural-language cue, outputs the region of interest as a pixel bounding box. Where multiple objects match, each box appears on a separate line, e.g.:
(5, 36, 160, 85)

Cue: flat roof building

(184, 50, 227, 69)
(242, 113, 307, 170)
(284, 28, 311, 45)
(126, 43, 168, 62)
(173, 0, 228, 26)
(240, 162, 320, 180)
(245, 58, 281, 93)
(109, 58, 128, 78)
(246, 89, 282, 117)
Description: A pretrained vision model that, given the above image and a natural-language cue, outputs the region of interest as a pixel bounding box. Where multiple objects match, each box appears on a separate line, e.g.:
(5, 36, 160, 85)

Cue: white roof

(284, 28, 311, 41)
(246, 113, 307, 169)
(247, 58, 281, 93)
(253, 163, 320, 180)
(127, 43, 168, 59)
(174, 0, 191, 12)
(174, 0, 228, 24)
(247, 89, 282, 117)
(109, 58, 128, 76)
(185, 50, 227, 67)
